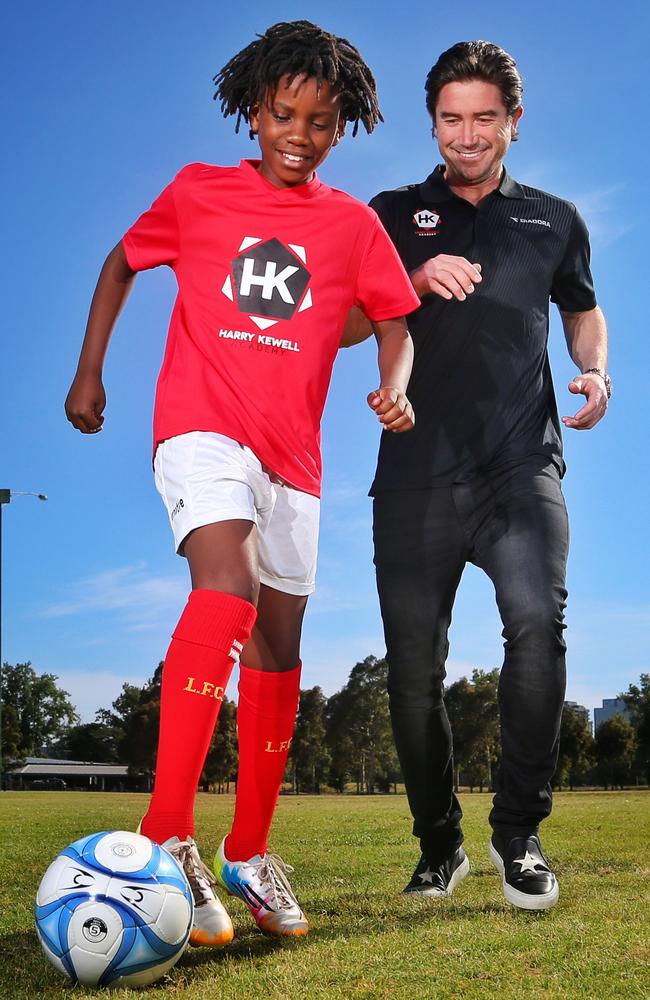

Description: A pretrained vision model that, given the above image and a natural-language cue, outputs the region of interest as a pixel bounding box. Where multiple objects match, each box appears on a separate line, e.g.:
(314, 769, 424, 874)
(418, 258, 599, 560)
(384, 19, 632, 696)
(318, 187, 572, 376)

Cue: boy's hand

(65, 372, 106, 434)
(367, 386, 415, 432)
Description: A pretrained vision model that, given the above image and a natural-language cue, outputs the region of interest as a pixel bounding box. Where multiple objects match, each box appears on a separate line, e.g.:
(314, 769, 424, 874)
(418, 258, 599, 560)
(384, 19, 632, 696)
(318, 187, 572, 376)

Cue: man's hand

(367, 387, 415, 432)
(560, 307, 609, 430)
(410, 255, 482, 300)
(65, 371, 106, 434)
(562, 373, 608, 430)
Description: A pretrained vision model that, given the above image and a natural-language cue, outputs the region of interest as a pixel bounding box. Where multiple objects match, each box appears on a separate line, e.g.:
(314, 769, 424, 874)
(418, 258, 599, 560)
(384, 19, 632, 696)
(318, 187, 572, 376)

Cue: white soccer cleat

(214, 839, 308, 937)
(163, 836, 234, 947)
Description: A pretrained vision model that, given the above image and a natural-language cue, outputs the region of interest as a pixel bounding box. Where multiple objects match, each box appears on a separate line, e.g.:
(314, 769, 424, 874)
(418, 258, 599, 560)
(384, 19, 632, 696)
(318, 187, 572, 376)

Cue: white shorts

(154, 431, 320, 596)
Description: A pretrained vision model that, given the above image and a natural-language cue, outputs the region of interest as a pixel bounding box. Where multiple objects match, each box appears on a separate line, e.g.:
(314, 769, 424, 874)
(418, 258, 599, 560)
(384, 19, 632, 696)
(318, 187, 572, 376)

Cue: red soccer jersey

(122, 160, 420, 496)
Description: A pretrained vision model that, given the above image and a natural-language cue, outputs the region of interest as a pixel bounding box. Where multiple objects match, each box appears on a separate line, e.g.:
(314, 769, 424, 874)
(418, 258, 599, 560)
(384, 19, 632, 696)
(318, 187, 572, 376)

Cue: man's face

(250, 74, 344, 190)
(433, 79, 522, 190)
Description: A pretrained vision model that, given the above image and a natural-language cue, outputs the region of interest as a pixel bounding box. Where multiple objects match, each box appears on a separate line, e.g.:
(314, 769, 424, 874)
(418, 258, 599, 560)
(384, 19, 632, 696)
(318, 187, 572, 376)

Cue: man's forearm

(561, 305, 608, 373)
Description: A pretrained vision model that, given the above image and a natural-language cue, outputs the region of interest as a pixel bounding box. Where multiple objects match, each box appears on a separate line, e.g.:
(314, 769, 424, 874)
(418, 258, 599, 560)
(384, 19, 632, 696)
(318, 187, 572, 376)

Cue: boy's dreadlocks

(214, 20, 382, 137)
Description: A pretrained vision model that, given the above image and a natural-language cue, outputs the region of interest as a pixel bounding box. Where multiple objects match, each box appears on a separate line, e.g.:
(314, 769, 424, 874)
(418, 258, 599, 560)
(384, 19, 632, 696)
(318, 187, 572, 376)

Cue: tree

(445, 668, 500, 791)
(325, 687, 356, 792)
(594, 715, 637, 789)
(118, 666, 162, 783)
(467, 668, 500, 790)
(555, 705, 594, 789)
(326, 656, 398, 794)
(203, 697, 238, 793)
(288, 687, 330, 793)
(1, 661, 78, 760)
(621, 674, 650, 784)
(96, 665, 163, 784)
(53, 721, 121, 763)
(445, 677, 477, 790)
(1, 702, 21, 761)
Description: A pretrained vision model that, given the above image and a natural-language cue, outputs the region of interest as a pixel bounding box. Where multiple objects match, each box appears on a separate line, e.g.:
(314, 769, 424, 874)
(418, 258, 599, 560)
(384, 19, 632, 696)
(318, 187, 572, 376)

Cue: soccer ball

(34, 830, 194, 988)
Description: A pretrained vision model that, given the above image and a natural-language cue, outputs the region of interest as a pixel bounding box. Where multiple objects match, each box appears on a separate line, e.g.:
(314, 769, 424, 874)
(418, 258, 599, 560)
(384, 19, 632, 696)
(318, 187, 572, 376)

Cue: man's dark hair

(214, 20, 383, 138)
(425, 40, 523, 136)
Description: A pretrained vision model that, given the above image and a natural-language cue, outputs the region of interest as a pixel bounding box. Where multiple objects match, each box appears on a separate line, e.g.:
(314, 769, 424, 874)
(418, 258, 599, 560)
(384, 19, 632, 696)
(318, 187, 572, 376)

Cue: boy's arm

(367, 317, 414, 433)
(65, 241, 137, 433)
(340, 305, 374, 348)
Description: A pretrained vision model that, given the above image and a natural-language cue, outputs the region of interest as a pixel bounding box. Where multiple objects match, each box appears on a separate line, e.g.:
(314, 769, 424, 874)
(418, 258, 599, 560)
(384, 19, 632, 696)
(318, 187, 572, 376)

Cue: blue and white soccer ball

(35, 830, 194, 989)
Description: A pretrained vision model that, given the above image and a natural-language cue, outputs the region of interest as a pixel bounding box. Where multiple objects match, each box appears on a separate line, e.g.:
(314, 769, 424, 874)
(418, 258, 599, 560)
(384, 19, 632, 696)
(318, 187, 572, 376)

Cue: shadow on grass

(180, 927, 289, 970)
(0, 929, 77, 994)
(2, 901, 552, 997)
(1, 890, 553, 994)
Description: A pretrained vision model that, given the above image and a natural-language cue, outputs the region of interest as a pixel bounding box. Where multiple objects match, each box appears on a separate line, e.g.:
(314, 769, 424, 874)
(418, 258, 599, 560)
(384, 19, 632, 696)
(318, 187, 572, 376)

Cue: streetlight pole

(0, 489, 48, 789)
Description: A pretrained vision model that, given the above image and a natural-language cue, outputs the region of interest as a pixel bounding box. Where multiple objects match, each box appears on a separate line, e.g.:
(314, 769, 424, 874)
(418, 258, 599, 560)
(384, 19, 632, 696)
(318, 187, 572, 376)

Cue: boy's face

(250, 74, 345, 189)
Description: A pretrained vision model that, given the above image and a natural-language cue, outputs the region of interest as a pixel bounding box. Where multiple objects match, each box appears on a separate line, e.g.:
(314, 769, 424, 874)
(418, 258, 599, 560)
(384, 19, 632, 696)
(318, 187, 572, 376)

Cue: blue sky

(2, 1, 648, 724)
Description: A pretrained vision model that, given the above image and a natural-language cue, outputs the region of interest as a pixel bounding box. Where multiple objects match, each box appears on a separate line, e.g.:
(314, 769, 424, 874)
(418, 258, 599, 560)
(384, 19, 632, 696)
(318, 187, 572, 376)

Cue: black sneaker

(489, 833, 559, 911)
(403, 847, 470, 897)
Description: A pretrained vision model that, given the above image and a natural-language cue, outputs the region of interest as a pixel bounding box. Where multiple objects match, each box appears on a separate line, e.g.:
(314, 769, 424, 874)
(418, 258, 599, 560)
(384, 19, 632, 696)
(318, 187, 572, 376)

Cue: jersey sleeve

(354, 214, 420, 321)
(122, 179, 179, 271)
(550, 207, 597, 311)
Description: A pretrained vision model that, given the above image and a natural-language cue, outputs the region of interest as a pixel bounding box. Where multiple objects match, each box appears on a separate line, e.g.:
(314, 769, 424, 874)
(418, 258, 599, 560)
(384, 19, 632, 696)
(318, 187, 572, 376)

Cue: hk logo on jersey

(221, 237, 313, 330)
(412, 208, 442, 235)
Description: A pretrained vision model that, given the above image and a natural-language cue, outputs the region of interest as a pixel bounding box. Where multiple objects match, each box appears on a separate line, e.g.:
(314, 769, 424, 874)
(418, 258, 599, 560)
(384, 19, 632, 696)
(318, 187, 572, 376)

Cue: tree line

(2, 659, 649, 792)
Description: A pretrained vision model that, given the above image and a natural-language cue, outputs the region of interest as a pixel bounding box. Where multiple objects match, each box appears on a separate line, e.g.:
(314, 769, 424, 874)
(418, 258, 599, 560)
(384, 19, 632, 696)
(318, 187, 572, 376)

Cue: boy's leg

(215, 479, 316, 936)
(217, 587, 309, 936)
(140, 520, 258, 947)
(226, 586, 306, 861)
(140, 521, 258, 845)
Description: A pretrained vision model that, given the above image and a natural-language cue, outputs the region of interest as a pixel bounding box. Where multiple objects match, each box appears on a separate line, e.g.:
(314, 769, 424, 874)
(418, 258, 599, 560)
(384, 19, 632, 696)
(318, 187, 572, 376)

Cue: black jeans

(373, 458, 568, 863)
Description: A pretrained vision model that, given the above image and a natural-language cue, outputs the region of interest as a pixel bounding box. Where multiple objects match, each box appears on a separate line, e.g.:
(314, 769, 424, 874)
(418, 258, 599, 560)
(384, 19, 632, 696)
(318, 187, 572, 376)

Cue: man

(344, 40, 610, 911)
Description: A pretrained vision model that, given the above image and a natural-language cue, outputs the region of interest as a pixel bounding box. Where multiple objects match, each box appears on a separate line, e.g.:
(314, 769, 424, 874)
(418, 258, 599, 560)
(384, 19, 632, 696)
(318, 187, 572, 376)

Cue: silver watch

(584, 367, 612, 399)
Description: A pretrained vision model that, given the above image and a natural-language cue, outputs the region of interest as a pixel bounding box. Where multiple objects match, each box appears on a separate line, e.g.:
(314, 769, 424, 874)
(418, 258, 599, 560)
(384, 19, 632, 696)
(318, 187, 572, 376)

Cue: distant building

(5, 756, 147, 792)
(564, 700, 590, 727)
(594, 698, 632, 731)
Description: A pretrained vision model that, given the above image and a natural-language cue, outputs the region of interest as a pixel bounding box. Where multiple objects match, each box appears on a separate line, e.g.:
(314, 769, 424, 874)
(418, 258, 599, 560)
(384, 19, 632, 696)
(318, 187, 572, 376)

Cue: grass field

(1, 791, 648, 999)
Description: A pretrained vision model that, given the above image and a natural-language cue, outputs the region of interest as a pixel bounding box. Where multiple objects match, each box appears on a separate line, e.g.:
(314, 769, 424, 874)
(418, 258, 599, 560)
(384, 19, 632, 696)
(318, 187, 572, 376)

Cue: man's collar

(498, 170, 528, 199)
(419, 164, 529, 202)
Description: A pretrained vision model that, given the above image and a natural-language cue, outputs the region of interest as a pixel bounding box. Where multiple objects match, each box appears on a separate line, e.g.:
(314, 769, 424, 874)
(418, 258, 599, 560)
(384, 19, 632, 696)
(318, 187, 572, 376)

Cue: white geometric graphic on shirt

(249, 316, 278, 331)
(221, 236, 313, 329)
(288, 243, 307, 263)
(298, 289, 312, 312)
(413, 208, 440, 229)
(239, 236, 263, 252)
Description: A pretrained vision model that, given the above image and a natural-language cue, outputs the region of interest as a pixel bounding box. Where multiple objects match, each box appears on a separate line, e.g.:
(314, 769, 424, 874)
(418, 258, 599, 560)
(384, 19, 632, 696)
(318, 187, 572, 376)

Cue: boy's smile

(250, 74, 344, 189)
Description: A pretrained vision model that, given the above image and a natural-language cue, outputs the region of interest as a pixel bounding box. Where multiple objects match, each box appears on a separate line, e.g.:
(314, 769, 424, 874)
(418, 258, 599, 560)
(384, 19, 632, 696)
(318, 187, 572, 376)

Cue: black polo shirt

(369, 165, 597, 494)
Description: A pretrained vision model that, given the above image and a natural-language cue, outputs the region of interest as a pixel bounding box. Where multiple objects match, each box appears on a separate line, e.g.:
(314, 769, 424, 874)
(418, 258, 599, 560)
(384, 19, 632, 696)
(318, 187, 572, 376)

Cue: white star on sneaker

(418, 867, 435, 883)
(513, 850, 542, 873)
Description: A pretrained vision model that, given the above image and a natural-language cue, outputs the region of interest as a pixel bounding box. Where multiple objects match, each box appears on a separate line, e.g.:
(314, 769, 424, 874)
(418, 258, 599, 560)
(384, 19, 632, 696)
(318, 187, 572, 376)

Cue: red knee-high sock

(141, 589, 256, 845)
(225, 662, 301, 861)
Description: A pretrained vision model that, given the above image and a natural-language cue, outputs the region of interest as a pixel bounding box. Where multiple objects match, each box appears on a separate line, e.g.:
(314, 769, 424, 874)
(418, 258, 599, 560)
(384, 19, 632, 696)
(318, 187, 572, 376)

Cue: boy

(65, 20, 419, 945)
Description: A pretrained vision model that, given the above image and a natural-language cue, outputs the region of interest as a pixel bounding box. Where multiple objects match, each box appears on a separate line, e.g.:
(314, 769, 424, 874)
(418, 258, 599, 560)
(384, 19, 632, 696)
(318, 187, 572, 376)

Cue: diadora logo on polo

(412, 208, 442, 236)
(510, 216, 551, 229)
(221, 237, 313, 330)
